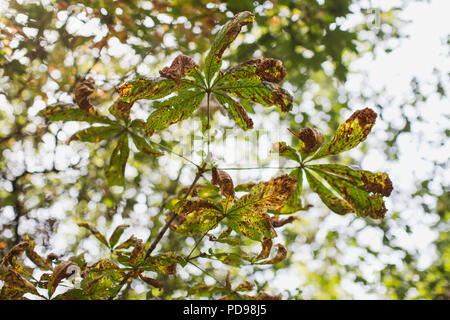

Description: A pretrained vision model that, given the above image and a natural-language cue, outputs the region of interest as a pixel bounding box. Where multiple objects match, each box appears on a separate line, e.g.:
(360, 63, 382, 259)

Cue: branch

(145, 161, 208, 259)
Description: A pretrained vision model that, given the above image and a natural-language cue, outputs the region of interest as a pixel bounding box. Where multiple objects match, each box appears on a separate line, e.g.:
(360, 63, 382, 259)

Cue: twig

(144, 161, 208, 259)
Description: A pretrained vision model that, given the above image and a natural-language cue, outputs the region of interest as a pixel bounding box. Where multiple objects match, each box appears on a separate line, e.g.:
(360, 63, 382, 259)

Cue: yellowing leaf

(311, 108, 378, 160)
(311, 164, 393, 197)
(227, 174, 298, 241)
(204, 11, 255, 85)
(145, 90, 205, 136)
(305, 170, 353, 215)
(170, 199, 224, 236)
(214, 91, 254, 130)
(105, 133, 130, 186)
(67, 125, 122, 144)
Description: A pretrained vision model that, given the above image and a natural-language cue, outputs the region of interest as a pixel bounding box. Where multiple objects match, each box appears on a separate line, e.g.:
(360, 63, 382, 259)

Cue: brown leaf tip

(159, 54, 198, 85)
(256, 58, 287, 83)
(347, 108, 377, 128)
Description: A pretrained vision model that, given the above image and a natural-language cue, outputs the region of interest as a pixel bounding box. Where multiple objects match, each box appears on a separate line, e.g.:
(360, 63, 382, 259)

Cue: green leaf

(170, 199, 224, 236)
(310, 164, 393, 197)
(78, 222, 109, 247)
(67, 125, 122, 144)
(305, 169, 353, 215)
(117, 78, 182, 103)
(227, 174, 298, 241)
(39, 104, 114, 124)
(309, 168, 387, 219)
(214, 91, 254, 130)
(311, 108, 378, 160)
(275, 168, 304, 214)
(145, 90, 205, 135)
(105, 133, 130, 187)
(108, 224, 130, 249)
(275, 142, 301, 163)
(130, 133, 163, 157)
(204, 11, 255, 85)
(214, 80, 293, 112)
(108, 99, 134, 120)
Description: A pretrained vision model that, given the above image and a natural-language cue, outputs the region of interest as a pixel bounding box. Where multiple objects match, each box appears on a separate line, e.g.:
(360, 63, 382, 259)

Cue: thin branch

(145, 161, 208, 259)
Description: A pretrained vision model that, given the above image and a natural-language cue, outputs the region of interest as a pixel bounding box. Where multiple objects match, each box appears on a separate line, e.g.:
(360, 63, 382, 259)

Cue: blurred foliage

(0, 0, 448, 300)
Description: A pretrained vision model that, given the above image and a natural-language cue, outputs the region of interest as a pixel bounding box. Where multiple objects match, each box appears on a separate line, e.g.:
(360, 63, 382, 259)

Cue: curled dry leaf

(75, 77, 98, 114)
(225, 271, 232, 290)
(288, 127, 324, 158)
(138, 273, 164, 289)
(48, 261, 80, 296)
(1, 241, 29, 268)
(159, 54, 198, 85)
(271, 216, 296, 228)
(258, 244, 287, 265)
(211, 167, 235, 210)
(256, 238, 273, 261)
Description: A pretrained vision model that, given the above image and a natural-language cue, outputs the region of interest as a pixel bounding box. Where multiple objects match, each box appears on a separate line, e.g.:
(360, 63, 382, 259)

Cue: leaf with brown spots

(214, 91, 254, 130)
(170, 199, 224, 236)
(105, 133, 130, 186)
(204, 11, 255, 85)
(0, 269, 39, 299)
(39, 103, 114, 124)
(275, 168, 304, 214)
(211, 167, 235, 212)
(273, 142, 301, 163)
(305, 169, 353, 215)
(145, 89, 205, 136)
(214, 79, 293, 112)
(1, 241, 29, 268)
(308, 168, 388, 219)
(109, 99, 134, 120)
(311, 108, 378, 160)
(117, 78, 183, 103)
(67, 125, 122, 144)
(311, 164, 393, 197)
(130, 133, 163, 157)
(227, 174, 298, 241)
(108, 224, 130, 249)
(129, 239, 145, 266)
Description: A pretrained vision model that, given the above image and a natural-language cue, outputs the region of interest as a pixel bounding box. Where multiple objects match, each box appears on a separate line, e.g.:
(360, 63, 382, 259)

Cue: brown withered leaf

(256, 238, 273, 261)
(257, 244, 287, 265)
(245, 292, 282, 300)
(138, 273, 164, 289)
(0, 269, 39, 299)
(288, 127, 324, 158)
(129, 239, 145, 266)
(1, 241, 29, 267)
(255, 58, 287, 83)
(211, 167, 235, 211)
(48, 261, 80, 297)
(235, 280, 255, 292)
(75, 78, 98, 115)
(225, 272, 232, 290)
(159, 54, 198, 85)
(271, 216, 296, 228)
